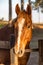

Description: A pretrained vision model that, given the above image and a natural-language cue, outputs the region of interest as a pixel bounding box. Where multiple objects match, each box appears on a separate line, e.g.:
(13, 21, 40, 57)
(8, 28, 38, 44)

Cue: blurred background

(0, 0, 43, 24)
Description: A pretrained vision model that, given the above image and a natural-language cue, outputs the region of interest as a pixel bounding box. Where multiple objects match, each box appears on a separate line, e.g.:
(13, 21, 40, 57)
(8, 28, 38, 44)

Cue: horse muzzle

(13, 47, 25, 57)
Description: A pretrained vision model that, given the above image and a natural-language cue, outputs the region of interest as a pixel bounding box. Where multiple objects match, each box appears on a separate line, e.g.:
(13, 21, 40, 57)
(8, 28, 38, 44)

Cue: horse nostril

(21, 50, 22, 53)
(18, 49, 25, 57)
(18, 49, 22, 54)
(13, 48, 15, 54)
(20, 50, 22, 54)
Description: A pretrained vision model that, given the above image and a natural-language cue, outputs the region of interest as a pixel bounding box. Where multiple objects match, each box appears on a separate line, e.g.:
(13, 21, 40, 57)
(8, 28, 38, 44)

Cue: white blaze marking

(17, 18, 25, 51)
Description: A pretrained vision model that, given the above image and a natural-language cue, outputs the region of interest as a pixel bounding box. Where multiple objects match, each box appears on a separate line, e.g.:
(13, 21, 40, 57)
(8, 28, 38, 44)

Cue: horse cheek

(28, 27, 32, 42)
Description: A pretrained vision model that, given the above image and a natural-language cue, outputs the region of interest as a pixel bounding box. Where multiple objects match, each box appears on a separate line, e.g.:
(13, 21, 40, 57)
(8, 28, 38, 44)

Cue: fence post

(38, 39, 43, 65)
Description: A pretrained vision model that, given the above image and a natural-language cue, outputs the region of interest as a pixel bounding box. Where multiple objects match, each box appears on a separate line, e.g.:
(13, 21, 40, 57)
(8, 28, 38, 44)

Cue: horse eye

(27, 25, 30, 28)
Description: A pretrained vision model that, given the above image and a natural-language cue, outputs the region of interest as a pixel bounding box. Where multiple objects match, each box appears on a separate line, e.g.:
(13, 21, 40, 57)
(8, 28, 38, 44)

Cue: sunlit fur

(14, 4, 32, 57)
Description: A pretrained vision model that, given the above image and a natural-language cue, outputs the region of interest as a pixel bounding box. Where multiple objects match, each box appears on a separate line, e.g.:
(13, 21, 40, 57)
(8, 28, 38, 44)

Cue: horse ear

(15, 4, 20, 15)
(26, 4, 31, 15)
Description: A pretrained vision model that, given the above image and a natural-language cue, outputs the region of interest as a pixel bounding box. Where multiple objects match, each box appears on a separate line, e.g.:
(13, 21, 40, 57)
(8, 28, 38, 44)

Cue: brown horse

(0, 25, 14, 41)
(13, 4, 32, 58)
(0, 4, 32, 65)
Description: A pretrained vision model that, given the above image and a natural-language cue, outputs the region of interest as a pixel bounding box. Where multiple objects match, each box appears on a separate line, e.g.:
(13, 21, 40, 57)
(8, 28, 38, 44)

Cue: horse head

(13, 4, 32, 57)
